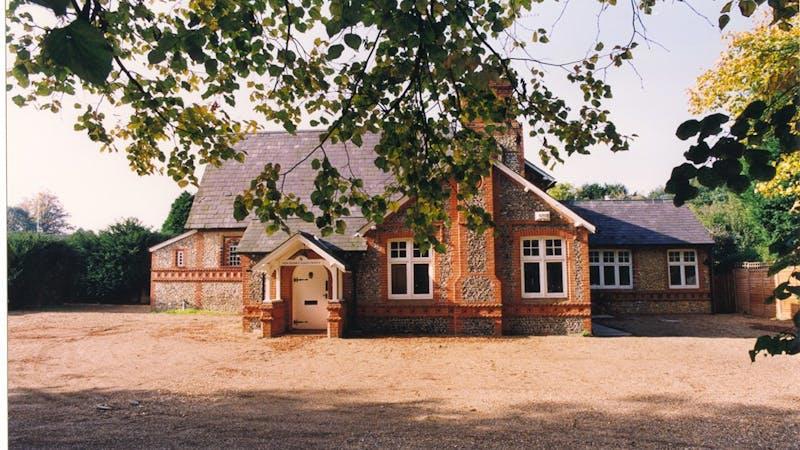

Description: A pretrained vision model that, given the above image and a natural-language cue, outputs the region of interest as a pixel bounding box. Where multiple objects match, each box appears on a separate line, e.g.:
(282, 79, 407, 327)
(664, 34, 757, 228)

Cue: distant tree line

(547, 182, 670, 201)
(7, 191, 193, 309)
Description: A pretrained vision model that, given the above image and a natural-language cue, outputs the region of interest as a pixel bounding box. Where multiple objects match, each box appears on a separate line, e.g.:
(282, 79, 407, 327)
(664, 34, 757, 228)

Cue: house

(149, 127, 714, 338)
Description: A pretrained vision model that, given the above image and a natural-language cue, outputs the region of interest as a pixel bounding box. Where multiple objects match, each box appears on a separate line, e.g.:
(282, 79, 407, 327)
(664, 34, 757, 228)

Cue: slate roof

(187, 130, 559, 253)
(567, 200, 714, 246)
(185, 130, 392, 229)
(238, 217, 368, 253)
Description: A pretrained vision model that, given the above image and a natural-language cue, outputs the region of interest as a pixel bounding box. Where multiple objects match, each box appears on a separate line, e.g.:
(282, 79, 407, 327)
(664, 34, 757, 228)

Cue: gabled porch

(245, 232, 349, 338)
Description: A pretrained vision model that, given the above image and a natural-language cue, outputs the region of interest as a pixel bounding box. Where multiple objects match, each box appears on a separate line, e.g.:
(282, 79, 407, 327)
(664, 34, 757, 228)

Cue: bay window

(668, 250, 698, 288)
(589, 250, 632, 288)
(521, 237, 567, 298)
(388, 239, 433, 299)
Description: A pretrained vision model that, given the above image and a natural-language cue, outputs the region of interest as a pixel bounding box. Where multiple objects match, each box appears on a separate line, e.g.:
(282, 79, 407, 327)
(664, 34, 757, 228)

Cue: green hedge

(8, 232, 78, 309)
(7, 219, 168, 309)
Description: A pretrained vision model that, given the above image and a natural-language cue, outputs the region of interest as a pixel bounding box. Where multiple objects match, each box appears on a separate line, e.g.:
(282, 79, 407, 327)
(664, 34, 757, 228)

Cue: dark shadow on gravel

(9, 388, 799, 449)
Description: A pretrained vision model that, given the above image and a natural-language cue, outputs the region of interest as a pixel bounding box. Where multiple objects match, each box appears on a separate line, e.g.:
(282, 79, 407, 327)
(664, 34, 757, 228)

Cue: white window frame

(175, 249, 186, 268)
(520, 237, 568, 299)
(387, 239, 434, 300)
(226, 239, 241, 267)
(667, 249, 699, 289)
(589, 249, 633, 289)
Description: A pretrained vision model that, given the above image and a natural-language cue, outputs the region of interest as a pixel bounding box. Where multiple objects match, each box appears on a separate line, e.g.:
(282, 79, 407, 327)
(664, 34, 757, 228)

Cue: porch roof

(251, 231, 349, 272)
(237, 217, 368, 253)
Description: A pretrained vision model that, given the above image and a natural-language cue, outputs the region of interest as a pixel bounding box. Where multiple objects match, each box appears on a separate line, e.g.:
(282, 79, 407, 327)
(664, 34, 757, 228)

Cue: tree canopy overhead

(9, 0, 795, 250)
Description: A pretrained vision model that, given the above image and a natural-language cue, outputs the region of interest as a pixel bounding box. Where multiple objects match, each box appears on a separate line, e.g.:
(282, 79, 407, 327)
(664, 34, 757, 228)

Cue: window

(668, 250, 699, 288)
(388, 239, 433, 299)
(224, 238, 241, 267)
(521, 237, 567, 298)
(175, 249, 186, 268)
(589, 250, 632, 289)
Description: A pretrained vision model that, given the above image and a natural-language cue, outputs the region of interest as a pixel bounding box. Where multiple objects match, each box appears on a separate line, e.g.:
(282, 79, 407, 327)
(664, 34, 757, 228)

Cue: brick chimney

(468, 79, 525, 175)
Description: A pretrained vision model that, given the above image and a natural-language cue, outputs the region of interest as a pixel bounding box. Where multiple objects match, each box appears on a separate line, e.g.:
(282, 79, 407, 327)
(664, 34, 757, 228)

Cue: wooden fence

(713, 263, 799, 319)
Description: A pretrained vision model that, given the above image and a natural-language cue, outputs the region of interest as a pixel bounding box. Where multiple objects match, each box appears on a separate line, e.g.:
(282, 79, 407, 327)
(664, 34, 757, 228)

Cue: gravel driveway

(8, 306, 800, 448)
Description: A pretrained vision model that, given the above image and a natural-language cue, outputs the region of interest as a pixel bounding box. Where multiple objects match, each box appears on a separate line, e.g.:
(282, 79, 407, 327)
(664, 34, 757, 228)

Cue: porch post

(337, 269, 343, 300)
(331, 265, 339, 301)
(275, 268, 281, 300)
(264, 266, 272, 302)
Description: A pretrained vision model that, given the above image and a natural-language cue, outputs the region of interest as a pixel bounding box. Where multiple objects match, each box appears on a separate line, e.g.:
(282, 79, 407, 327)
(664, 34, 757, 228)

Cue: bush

(8, 232, 79, 309)
(69, 219, 167, 303)
(7, 218, 167, 309)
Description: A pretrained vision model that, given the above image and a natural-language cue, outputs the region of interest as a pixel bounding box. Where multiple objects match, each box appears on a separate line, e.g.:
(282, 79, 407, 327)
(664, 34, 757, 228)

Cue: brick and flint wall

(354, 165, 591, 336)
(590, 246, 713, 315)
(150, 230, 244, 312)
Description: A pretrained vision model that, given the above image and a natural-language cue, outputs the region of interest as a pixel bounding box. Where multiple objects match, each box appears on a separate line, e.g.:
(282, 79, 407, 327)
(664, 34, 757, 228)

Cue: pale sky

(5, 2, 754, 231)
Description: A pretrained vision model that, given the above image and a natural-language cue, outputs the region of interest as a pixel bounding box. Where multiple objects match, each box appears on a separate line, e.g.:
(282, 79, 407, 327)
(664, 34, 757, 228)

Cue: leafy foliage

(688, 186, 770, 270)
(7, 232, 79, 309)
(7, 206, 35, 232)
(669, 17, 800, 359)
(7, 219, 166, 308)
(69, 219, 166, 301)
(547, 182, 665, 201)
(161, 191, 195, 236)
(13, 0, 700, 250)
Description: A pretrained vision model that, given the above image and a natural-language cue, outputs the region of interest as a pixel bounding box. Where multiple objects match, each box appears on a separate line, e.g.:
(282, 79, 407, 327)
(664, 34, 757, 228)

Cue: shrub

(7, 232, 78, 309)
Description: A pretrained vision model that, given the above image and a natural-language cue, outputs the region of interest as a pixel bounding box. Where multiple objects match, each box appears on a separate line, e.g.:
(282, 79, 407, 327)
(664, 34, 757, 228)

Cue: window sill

(387, 296, 435, 301)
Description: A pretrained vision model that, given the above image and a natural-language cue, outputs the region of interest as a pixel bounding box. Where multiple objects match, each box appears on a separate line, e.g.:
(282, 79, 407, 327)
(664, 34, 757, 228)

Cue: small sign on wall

(534, 211, 551, 222)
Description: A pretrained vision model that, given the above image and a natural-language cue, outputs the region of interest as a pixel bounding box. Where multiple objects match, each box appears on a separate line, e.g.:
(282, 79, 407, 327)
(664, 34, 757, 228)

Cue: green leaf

(148, 48, 167, 65)
(42, 19, 113, 85)
(719, 13, 730, 29)
(327, 44, 344, 60)
(204, 59, 218, 75)
(729, 119, 750, 138)
(684, 142, 711, 163)
(720, 1, 732, 13)
(740, 100, 767, 119)
(343, 33, 362, 50)
(749, 163, 776, 181)
(676, 119, 701, 140)
(726, 174, 750, 193)
(699, 113, 729, 138)
(697, 166, 724, 188)
(738, 0, 756, 17)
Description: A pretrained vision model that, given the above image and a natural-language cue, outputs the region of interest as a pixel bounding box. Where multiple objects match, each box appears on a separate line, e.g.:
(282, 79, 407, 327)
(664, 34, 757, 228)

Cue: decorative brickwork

(436, 226, 453, 302)
(150, 229, 244, 312)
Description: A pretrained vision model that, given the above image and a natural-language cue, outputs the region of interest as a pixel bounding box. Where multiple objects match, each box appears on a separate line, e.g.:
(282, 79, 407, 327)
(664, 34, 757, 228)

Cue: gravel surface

(8, 306, 800, 449)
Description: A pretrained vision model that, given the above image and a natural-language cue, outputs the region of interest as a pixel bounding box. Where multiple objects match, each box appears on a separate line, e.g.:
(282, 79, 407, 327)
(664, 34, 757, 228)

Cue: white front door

(292, 265, 329, 330)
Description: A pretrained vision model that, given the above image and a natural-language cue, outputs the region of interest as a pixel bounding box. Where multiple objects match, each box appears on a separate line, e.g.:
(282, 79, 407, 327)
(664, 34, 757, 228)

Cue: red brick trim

(151, 269, 242, 283)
